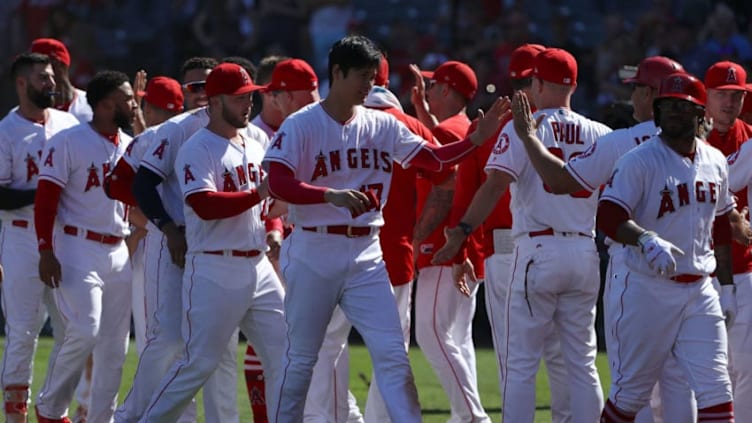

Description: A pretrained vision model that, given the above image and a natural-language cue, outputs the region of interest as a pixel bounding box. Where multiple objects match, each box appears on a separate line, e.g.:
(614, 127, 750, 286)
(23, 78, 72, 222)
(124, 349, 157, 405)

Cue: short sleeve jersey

(727, 139, 752, 207)
(39, 123, 132, 237)
(486, 108, 612, 238)
(601, 137, 735, 276)
(176, 128, 267, 253)
(67, 88, 93, 123)
(122, 125, 160, 172)
(263, 103, 427, 227)
(566, 120, 658, 191)
(0, 109, 79, 223)
(251, 114, 277, 141)
(139, 108, 210, 225)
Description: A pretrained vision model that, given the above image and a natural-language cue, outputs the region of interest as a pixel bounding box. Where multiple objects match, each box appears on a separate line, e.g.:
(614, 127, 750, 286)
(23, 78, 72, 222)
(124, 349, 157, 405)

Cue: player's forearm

(414, 178, 455, 242)
(267, 162, 328, 204)
(34, 180, 61, 251)
(519, 133, 582, 194)
(133, 167, 174, 230)
(412, 102, 439, 130)
(459, 171, 509, 231)
(410, 138, 478, 172)
(0, 186, 36, 210)
(714, 244, 734, 286)
(186, 190, 262, 220)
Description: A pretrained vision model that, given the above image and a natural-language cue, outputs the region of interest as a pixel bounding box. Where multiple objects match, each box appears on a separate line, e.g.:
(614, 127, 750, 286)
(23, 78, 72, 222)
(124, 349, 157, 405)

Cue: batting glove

(719, 284, 737, 327)
(638, 231, 685, 276)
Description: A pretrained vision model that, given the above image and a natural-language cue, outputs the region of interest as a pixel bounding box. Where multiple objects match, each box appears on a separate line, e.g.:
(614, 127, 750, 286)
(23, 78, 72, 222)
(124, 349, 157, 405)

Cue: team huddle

(0, 32, 751, 423)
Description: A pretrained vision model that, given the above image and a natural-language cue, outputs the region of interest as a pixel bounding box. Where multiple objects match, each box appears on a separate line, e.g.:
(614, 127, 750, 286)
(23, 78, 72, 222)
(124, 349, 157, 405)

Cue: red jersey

(707, 118, 752, 274)
(415, 113, 484, 277)
(449, 117, 514, 259)
(378, 107, 435, 286)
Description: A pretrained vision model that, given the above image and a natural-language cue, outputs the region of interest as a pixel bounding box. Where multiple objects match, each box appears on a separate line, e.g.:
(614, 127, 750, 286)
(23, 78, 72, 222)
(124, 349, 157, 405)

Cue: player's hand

(257, 177, 270, 199)
(266, 229, 283, 261)
(730, 206, 752, 247)
(163, 222, 187, 269)
(133, 69, 147, 102)
(324, 189, 372, 217)
(470, 96, 512, 145)
(638, 231, 684, 276)
(409, 64, 428, 108)
(126, 226, 148, 256)
(39, 250, 62, 288)
(432, 226, 467, 265)
(719, 284, 737, 327)
(512, 91, 545, 142)
(452, 259, 477, 297)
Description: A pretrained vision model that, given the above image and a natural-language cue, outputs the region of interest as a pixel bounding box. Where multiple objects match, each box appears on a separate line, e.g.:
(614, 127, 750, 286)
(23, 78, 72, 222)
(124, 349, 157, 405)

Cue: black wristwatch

(457, 221, 473, 236)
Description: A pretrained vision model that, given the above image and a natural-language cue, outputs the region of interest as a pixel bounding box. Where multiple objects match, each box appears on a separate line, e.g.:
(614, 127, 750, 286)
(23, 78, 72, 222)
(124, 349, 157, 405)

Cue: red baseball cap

(205, 63, 263, 97)
(704, 61, 747, 90)
(533, 48, 577, 86)
(421, 61, 478, 100)
(623, 56, 684, 89)
(30, 38, 71, 67)
(375, 55, 390, 87)
(509, 44, 545, 79)
(263, 59, 318, 92)
(139, 76, 184, 112)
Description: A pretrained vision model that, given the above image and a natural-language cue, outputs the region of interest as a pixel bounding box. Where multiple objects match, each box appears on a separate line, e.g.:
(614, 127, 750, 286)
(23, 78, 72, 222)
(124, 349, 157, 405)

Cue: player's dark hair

(179, 57, 219, 80)
(327, 35, 381, 84)
(10, 53, 50, 80)
(256, 55, 290, 85)
(221, 56, 257, 81)
(86, 70, 130, 109)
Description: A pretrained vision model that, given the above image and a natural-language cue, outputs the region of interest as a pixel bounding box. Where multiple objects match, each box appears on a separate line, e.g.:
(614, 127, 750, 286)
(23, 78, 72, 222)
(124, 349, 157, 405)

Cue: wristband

(458, 221, 474, 236)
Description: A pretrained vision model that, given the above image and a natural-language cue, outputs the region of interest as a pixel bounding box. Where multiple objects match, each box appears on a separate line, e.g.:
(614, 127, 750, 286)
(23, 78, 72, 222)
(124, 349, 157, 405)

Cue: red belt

(11, 219, 29, 228)
(528, 228, 590, 238)
(202, 249, 262, 257)
(63, 225, 123, 245)
(301, 225, 375, 238)
(670, 274, 704, 283)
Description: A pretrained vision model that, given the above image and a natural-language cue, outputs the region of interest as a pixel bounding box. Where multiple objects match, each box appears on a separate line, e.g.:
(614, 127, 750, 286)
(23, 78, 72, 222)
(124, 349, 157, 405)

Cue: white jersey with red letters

(0, 109, 79, 222)
(263, 103, 427, 227)
(39, 123, 132, 237)
(67, 88, 93, 123)
(486, 107, 611, 238)
(727, 138, 752, 200)
(566, 120, 657, 191)
(601, 136, 735, 277)
(176, 128, 268, 253)
(122, 125, 160, 172)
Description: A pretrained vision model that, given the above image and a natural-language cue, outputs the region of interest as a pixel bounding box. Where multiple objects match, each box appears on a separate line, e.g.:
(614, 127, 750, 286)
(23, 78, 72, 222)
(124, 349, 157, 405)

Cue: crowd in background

(1, 0, 752, 120)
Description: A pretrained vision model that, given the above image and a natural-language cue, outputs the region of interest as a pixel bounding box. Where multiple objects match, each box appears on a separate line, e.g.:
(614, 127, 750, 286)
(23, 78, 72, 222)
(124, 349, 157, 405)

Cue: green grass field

(12, 337, 611, 422)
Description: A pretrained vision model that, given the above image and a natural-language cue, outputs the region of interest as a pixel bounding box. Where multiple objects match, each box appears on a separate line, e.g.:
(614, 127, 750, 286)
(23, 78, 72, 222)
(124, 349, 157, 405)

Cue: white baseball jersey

(262, 103, 427, 227)
(727, 138, 752, 198)
(140, 108, 210, 226)
(601, 137, 735, 276)
(566, 120, 657, 191)
(67, 88, 93, 123)
(176, 128, 268, 253)
(486, 108, 611, 238)
(0, 109, 78, 223)
(121, 125, 160, 172)
(39, 123, 132, 237)
(251, 114, 276, 140)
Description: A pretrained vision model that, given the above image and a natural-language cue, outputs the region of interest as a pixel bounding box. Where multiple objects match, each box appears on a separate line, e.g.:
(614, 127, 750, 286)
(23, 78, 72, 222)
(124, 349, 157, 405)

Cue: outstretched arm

(511, 91, 584, 194)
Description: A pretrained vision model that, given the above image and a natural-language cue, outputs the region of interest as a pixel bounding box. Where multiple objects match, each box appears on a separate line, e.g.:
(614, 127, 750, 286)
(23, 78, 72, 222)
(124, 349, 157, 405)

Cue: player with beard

(33, 70, 137, 423)
(0, 53, 79, 423)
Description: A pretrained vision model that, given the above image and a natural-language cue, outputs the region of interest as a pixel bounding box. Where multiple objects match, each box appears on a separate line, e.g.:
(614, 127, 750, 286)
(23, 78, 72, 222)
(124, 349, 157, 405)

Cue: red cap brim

(420, 70, 434, 79)
(137, 90, 146, 97)
(709, 84, 748, 91)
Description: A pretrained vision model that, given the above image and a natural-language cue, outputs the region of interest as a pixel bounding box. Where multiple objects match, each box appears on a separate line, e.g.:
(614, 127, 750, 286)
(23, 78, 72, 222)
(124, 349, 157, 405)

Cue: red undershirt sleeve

(597, 200, 630, 240)
(265, 217, 284, 233)
(267, 162, 328, 204)
(104, 159, 138, 206)
(713, 213, 732, 246)
(185, 190, 262, 220)
(407, 138, 477, 172)
(35, 180, 62, 251)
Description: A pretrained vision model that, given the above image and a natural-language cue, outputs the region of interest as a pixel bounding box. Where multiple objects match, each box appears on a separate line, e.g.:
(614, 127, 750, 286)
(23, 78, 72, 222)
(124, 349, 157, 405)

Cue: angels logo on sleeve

(25, 152, 40, 182)
(183, 164, 195, 184)
(493, 133, 510, 155)
(728, 150, 740, 165)
(43, 147, 55, 167)
(152, 139, 169, 160)
(270, 132, 284, 150)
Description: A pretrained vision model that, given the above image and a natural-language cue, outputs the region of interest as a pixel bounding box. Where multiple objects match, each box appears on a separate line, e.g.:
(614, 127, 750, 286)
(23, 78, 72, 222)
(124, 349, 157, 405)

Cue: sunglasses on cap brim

(182, 81, 206, 93)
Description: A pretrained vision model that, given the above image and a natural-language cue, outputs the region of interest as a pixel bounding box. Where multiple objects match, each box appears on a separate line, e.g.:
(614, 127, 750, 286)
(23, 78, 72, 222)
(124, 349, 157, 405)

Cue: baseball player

(598, 72, 735, 422)
(139, 62, 287, 423)
(703, 60, 752, 422)
(361, 54, 435, 423)
(119, 60, 255, 423)
(441, 44, 574, 423)
(180, 57, 218, 111)
(103, 75, 184, 356)
(434, 48, 611, 422)
(0, 53, 78, 423)
(488, 55, 696, 422)
(251, 56, 290, 139)
(33, 70, 136, 423)
(408, 59, 491, 423)
(30, 38, 93, 123)
(264, 34, 510, 423)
